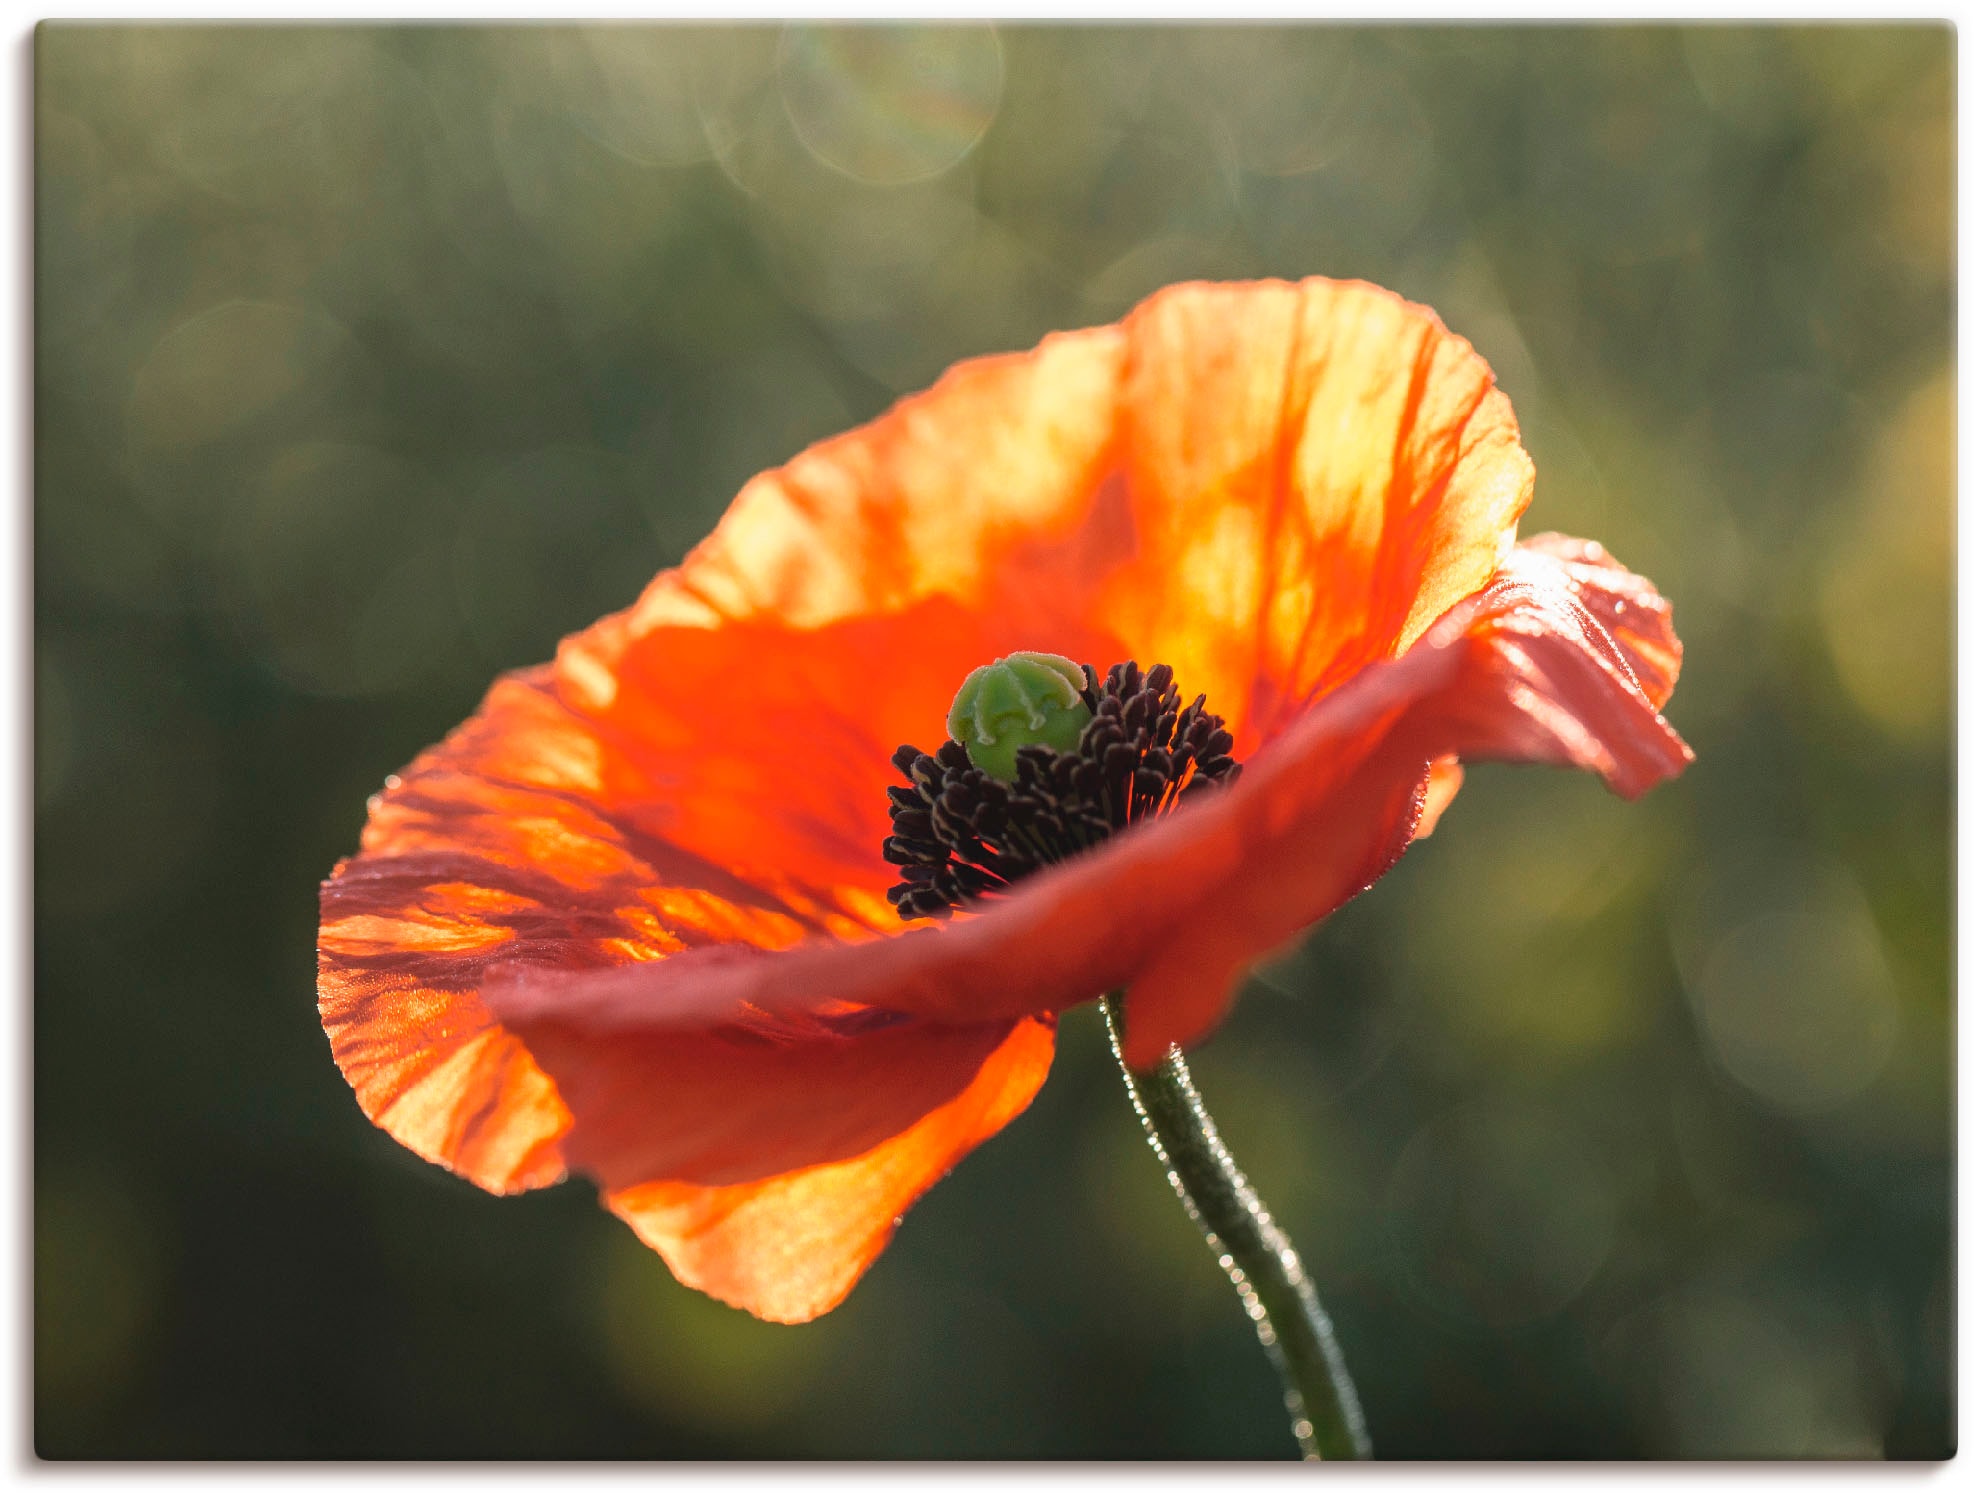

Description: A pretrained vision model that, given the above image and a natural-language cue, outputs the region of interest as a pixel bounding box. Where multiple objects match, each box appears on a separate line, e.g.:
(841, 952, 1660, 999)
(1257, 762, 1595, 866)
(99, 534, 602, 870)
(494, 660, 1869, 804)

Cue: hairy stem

(1100, 993, 1371, 1461)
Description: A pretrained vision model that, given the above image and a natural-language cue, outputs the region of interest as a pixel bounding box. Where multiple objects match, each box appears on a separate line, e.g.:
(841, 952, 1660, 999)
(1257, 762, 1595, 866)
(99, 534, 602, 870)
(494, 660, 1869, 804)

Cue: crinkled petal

(1508, 533, 1684, 710)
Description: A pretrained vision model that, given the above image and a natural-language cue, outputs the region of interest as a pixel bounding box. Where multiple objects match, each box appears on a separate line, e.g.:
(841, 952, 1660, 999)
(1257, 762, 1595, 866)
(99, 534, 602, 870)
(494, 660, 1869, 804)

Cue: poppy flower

(318, 277, 1691, 1326)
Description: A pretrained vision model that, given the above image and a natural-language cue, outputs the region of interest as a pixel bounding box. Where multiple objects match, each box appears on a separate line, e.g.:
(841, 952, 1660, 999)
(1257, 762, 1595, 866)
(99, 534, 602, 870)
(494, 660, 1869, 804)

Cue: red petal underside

(602, 1016, 1054, 1324)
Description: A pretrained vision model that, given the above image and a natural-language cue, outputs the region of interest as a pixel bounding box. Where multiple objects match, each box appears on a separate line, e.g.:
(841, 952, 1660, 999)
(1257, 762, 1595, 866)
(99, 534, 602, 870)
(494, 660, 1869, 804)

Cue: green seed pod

(946, 651, 1094, 781)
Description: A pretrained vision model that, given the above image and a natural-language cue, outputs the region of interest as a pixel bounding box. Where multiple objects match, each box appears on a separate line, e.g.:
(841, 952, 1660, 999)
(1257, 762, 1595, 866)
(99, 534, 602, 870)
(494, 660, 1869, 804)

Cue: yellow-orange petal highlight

(318, 277, 1689, 1321)
(1413, 758, 1465, 841)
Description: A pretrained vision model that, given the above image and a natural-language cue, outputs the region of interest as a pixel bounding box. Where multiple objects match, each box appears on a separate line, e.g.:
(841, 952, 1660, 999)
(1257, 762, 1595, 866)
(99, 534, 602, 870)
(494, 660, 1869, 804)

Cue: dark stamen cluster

(883, 661, 1240, 921)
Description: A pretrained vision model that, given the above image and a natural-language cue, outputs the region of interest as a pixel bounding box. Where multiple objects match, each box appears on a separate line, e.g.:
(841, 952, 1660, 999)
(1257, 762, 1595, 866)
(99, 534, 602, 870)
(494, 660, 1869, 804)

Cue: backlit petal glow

(318, 277, 1692, 1321)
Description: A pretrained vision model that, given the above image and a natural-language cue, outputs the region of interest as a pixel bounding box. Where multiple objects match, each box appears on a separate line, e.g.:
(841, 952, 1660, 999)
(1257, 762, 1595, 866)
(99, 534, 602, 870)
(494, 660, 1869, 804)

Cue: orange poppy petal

(1120, 534, 1692, 1064)
(586, 279, 1528, 757)
(600, 1016, 1054, 1324)
(598, 321, 1129, 640)
(495, 536, 1687, 1072)
(316, 608, 1050, 1185)
(1102, 279, 1532, 750)
(479, 955, 1045, 1187)
(318, 669, 623, 1195)
(317, 626, 1064, 1322)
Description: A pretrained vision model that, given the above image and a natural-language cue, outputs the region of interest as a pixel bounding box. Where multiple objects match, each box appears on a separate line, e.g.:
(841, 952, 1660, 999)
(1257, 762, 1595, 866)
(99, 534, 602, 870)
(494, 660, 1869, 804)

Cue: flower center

(947, 651, 1094, 781)
(883, 657, 1240, 922)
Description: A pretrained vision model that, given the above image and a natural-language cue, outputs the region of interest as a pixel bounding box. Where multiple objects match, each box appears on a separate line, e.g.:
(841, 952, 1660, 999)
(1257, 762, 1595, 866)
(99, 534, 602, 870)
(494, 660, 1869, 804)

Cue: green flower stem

(1100, 992, 1371, 1461)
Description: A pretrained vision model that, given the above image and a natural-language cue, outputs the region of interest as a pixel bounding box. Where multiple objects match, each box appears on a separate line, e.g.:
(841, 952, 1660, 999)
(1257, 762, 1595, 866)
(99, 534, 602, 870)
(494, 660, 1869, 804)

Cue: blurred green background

(34, 23, 1951, 1459)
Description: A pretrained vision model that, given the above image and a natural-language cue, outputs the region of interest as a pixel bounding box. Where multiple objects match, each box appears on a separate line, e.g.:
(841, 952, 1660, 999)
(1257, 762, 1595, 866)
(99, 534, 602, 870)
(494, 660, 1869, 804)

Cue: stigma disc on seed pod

(945, 651, 1094, 780)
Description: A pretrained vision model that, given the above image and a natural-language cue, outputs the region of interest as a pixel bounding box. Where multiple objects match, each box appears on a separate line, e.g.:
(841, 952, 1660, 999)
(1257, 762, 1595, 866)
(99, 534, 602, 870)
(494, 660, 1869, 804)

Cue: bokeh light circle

(1385, 1107, 1619, 1329)
(561, 28, 718, 167)
(777, 24, 1003, 185)
(1689, 894, 1900, 1113)
(1669, 848, 1904, 1117)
